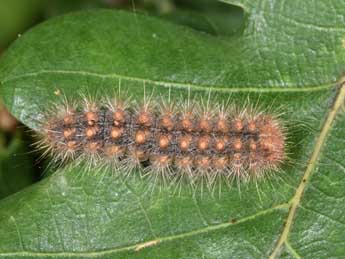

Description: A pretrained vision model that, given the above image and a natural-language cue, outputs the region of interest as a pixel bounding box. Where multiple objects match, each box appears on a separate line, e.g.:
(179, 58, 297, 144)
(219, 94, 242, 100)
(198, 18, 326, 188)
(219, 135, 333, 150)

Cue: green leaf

(0, 131, 36, 199)
(0, 0, 344, 258)
(0, 0, 45, 49)
(160, 1, 244, 36)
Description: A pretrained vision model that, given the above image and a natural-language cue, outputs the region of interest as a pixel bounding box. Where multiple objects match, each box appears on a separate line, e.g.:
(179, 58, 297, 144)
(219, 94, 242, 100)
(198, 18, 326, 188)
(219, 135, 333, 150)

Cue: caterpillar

(36, 91, 287, 186)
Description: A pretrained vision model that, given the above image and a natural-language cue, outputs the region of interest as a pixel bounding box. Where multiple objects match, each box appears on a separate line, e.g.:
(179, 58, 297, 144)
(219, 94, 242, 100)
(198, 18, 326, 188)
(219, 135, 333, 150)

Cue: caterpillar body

(37, 94, 286, 185)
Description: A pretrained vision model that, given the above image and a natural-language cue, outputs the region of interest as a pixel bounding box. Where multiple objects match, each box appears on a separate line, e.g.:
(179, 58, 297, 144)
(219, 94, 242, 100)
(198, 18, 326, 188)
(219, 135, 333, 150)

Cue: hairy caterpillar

(35, 90, 287, 187)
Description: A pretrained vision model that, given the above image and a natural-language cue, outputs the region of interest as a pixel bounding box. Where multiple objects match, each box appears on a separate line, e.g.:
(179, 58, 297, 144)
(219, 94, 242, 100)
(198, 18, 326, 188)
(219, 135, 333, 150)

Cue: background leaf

(0, 0, 45, 49)
(160, 0, 244, 36)
(0, 0, 344, 258)
(0, 131, 36, 199)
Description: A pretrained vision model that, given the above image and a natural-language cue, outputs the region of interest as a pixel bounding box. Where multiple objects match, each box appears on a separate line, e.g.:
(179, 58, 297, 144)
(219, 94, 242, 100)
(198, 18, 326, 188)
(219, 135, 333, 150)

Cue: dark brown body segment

(46, 107, 285, 173)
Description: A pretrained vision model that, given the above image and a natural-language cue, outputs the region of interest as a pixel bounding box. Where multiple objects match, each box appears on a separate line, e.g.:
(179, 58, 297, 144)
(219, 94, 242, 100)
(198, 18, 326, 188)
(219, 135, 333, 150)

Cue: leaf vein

(0, 203, 288, 258)
(269, 82, 345, 258)
(0, 69, 335, 93)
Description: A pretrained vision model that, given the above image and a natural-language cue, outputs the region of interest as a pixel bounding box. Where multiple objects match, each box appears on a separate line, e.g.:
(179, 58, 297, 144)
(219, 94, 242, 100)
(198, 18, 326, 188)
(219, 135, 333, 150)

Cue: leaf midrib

(1, 69, 335, 93)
